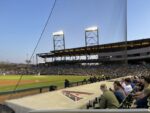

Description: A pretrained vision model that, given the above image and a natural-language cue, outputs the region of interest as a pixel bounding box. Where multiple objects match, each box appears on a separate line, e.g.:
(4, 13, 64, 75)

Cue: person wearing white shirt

(124, 78, 133, 95)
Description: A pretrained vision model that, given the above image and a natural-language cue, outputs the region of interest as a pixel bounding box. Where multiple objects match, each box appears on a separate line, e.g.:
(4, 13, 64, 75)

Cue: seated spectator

(133, 76, 150, 99)
(93, 76, 97, 82)
(101, 75, 106, 80)
(99, 84, 119, 109)
(121, 78, 126, 89)
(97, 76, 102, 81)
(130, 77, 136, 89)
(135, 80, 144, 92)
(88, 77, 93, 83)
(136, 96, 148, 108)
(124, 78, 133, 95)
(133, 76, 139, 84)
(113, 81, 126, 103)
(134, 75, 150, 108)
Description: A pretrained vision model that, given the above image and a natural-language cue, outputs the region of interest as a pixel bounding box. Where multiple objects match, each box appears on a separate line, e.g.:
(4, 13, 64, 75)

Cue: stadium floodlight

(52, 30, 65, 52)
(52, 30, 64, 36)
(85, 26, 98, 32)
(85, 26, 99, 62)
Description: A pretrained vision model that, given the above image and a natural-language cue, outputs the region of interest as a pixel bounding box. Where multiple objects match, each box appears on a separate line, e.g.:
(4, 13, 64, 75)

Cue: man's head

(100, 84, 107, 92)
(141, 75, 150, 86)
(124, 78, 131, 85)
(114, 81, 122, 90)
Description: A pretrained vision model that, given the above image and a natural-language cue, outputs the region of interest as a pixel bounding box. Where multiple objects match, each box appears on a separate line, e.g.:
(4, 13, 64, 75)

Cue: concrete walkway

(5, 80, 114, 113)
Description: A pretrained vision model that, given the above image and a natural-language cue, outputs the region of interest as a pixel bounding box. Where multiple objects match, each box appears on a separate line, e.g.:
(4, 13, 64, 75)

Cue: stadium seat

(119, 93, 134, 109)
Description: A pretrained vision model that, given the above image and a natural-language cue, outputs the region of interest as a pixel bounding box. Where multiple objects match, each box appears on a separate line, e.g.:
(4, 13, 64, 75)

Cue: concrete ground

(5, 76, 130, 113)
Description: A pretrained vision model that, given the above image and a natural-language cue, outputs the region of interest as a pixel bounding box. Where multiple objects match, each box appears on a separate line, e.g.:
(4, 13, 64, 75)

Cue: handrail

(29, 109, 150, 113)
(69, 80, 90, 86)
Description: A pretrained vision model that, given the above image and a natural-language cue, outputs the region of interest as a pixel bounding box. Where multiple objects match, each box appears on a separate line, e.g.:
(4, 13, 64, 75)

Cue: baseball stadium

(0, 0, 150, 113)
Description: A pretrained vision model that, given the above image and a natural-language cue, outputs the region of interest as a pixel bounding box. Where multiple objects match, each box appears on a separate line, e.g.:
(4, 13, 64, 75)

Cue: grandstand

(37, 38, 150, 66)
(35, 37, 150, 76)
(1, 38, 150, 76)
(1, 0, 150, 112)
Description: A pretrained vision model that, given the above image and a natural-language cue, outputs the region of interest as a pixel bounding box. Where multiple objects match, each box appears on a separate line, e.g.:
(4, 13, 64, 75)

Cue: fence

(69, 80, 90, 87)
(29, 109, 150, 113)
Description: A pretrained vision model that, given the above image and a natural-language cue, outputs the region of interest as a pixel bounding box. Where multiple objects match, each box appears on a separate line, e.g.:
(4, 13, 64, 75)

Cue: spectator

(133, 76, 150, 99)
(99, 84, 119, 109)
(113, 81, 126, 103)
(64, 79, 70, 88)
(121, 78, 126, 89)
(124, 78, 133, 95)
(134, 75, 150, 108)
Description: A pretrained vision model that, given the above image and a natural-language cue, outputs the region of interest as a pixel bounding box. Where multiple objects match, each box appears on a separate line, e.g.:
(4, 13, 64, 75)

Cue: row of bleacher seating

(86, 81, 150, 109)
(36, 64, 150, 77)
(86, 92, 137, 109)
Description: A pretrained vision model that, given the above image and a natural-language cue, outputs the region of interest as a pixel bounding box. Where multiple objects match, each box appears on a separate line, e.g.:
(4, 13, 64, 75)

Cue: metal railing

(69, 80, 90, 87)
(29, 109, 150, 113)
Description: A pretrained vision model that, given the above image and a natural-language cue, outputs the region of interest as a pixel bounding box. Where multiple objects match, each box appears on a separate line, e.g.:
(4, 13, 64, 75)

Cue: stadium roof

(37, 38, 150, 58)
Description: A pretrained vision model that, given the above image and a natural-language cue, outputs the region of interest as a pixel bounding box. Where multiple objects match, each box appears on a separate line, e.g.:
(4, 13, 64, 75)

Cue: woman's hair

(124, 78, 131, 83)
(114, 81, 124, 89)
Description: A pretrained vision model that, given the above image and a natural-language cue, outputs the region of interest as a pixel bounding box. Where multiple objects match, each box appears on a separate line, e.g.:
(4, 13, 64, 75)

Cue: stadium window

(128, 54, 133, 57)
(104, 46, 111, 49)
(128, 43, 134, 47)
(101, 46, 105, 49)
(116, 55, 122, 58)
(140, 53, 147, 56)
(134, 43, 141, 46)
(112, 45, 119, 48)
(134, 53, 140, 56)
(142, 42, 149, 45)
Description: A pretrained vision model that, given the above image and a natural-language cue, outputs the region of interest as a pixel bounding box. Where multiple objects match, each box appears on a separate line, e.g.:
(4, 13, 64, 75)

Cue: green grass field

(0, 75, 90, 92)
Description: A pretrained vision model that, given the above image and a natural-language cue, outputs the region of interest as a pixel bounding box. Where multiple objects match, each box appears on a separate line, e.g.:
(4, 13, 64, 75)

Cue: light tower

(52, 30, 65, 61)
(85, 26, 99, 46)
(85, 26, 99, 63)
(53, 30, 65, 51)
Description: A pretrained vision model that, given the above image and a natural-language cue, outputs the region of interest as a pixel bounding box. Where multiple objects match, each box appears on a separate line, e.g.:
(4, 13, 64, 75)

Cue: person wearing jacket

(99, 84, 119, 109)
